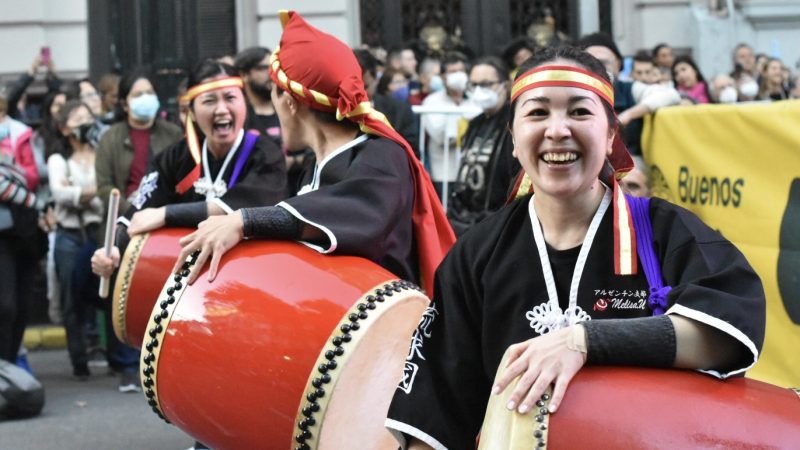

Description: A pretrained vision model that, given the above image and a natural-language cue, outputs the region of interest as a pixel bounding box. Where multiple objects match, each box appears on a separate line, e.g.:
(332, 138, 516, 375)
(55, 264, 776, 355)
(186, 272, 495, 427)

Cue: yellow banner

(642, 100, 800, 387)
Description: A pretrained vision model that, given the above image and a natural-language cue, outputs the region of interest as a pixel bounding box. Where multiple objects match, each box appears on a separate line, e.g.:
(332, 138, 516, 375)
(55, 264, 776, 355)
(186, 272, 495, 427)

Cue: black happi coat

(117, 133, 287, 252)
(386, 194, 765, 450)
(277, 135, 418, 284)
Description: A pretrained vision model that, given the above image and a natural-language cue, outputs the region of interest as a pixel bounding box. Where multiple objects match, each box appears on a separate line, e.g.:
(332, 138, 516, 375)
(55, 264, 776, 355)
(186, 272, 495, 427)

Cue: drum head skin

(294, 281, 429, 450)
(112, 228, 190, 347)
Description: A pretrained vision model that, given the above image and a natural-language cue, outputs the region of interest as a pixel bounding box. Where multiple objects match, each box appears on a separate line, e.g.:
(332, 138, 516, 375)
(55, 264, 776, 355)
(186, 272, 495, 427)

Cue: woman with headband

(90, 60, 287, 283)
(174, 11, 455, 297)
(386, 46, 765, 450)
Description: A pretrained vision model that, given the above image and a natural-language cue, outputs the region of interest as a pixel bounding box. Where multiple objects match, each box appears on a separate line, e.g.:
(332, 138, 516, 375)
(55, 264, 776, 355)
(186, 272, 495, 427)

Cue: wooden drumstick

(99, 188, 120, 298)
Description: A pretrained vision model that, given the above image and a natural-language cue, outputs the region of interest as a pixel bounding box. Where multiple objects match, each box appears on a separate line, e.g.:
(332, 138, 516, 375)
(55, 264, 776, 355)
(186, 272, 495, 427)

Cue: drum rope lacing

(115, 234, 146, 345)
(139, 250, 200, 423)
(293, 279, 423, 450)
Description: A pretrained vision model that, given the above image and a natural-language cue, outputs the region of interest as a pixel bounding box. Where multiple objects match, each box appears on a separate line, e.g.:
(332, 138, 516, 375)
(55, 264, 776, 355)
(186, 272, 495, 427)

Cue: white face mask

(445, 71, 468, 92)
(470, 86, 500, 111)
(739, 80, 759, 98)
(718, 86, 738, 104)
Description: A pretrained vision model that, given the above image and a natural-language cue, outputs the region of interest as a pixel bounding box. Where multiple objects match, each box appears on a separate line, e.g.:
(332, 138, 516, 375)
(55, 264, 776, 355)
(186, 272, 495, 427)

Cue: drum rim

(138, 250, 199, 422)
(292, 279, 425, 449)
(477, 355, 553, 450)
(112, 232, 150, 346)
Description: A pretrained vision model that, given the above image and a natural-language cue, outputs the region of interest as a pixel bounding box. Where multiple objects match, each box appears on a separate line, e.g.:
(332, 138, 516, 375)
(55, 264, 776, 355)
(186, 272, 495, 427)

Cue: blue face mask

(0, 122, 9, 142)
(429, 75, 444, 93)
(392, 85, 410, 102)
(129, 93, 160, 121)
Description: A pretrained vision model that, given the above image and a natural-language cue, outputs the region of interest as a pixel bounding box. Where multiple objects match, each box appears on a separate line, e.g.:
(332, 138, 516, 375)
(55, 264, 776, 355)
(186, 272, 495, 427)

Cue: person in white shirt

(420, 52, 481, 200)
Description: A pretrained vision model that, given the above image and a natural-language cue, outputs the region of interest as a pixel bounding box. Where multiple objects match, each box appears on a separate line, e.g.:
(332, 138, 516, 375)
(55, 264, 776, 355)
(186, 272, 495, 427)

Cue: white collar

(299, 134, 369, 194)
(195, 129, 244, 199)
(525, 185, 612, 334)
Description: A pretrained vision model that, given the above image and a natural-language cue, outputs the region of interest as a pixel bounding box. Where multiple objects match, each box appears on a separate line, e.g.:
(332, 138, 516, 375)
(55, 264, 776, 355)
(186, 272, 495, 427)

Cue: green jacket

(94, 119, 183, 240)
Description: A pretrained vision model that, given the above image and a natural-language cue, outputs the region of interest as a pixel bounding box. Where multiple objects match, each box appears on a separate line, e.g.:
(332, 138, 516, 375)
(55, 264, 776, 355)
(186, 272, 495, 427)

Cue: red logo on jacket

(593, 298, 609, 311)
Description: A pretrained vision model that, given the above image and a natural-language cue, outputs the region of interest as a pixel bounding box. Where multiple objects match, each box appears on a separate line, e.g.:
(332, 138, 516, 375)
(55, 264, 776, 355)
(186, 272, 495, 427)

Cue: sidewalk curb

(24, 325, 67, 350)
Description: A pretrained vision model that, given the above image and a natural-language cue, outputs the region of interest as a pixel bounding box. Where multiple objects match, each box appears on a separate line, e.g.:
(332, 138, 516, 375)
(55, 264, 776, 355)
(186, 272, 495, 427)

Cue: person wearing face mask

(448, 56, 520, 235)
(92, 71, 183, 391)
(47, 100, 104, 381)
(95, 71, 183, 238)
(408, 58, 443, 105)
(421, 52, 481, 197)
(91, 60, 288, 301)
(577, 33, 680, 156)
(0, 95, 44, 370)
(732, 68, 760, 102)
(63, 79, 110, 148)
(710, 73, 739, 104)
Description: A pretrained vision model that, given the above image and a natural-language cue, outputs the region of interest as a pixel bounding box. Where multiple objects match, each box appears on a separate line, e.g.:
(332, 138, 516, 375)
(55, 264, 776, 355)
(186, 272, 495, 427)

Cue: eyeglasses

(253, 64, 270, 71)
(467, 80, 500, 90)
(81, 92, 100, 100)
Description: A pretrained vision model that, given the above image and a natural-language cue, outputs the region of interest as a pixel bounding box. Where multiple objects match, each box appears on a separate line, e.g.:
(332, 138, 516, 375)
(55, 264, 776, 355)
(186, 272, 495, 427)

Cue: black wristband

(583, 315, 676, 368)
(164, 202, 209, 228)
(240, 206, 303, 240)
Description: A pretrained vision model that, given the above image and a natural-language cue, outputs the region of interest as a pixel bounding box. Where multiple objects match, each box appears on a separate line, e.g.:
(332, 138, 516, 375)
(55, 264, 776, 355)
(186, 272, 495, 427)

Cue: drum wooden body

(139, 240, 430, 450)
(480, 366, 800, 449)
(112, 228, 190, 347)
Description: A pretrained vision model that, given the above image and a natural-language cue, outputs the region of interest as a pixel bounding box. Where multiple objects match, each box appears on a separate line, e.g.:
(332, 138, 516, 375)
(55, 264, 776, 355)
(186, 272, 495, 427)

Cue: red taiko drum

(139, 240, 430, 449)
(480, 364, 800, 449)
(112, 228, 191, 347)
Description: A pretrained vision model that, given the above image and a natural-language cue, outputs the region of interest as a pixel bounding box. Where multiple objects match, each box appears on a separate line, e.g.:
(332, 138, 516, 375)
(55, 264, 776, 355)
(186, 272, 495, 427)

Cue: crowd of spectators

(1, 30, 796, 400)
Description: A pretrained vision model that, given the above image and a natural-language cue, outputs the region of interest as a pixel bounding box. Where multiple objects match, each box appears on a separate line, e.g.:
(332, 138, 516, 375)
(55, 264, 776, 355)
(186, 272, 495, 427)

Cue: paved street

(1, 349, 192, 450)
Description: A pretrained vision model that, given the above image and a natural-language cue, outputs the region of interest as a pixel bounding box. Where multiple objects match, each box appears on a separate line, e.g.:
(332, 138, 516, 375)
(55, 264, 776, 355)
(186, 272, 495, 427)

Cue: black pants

(0, 235, 37, 362)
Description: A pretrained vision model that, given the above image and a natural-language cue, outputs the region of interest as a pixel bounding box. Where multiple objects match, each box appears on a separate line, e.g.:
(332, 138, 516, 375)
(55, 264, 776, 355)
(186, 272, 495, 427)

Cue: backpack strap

(626, 194, 671, 316)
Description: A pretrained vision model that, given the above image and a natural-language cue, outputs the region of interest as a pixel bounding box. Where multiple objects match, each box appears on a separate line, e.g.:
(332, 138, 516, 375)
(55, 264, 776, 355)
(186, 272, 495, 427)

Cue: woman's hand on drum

(173, 211, 245, 284)
(91, 246, 120, 278)
(493, 325, 587, 415)
(127, 207, 166, 236)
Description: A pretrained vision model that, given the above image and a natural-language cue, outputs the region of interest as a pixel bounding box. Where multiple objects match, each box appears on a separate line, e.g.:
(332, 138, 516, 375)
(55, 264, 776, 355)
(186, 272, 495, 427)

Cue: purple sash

(227, 131, 259, 189)
(626, 194, 671, 316)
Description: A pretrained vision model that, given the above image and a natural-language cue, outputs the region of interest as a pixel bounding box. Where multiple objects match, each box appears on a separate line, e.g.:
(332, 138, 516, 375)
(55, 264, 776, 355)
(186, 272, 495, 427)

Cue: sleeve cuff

(164, 202, 209, 228)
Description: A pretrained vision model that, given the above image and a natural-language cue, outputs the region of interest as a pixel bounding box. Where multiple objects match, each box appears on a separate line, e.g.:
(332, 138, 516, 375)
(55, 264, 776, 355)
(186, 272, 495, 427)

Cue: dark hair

(502, 36, 536, 70)
(651, 43, 670, 59)
(234, 47, 271, 74)
(188, 59, 239, 92)
(40, 91, 68, 159)
(62, 78, 94, 102)
(274, 86, 359, 132)
(470, 56, 509, 85)
(376, 67, 406, 96)
(353, 49, 379, 79)
(633, 50, 653, 64)
(55, 100, 92, 157)
(115, 70, 154, 121)
(509, 46, 616, 128)
(440, 51, 468, 74)
(671, 55, 708, 85)
(672, 55, 712, 102)
(576, 33, 623, 70)
(186, 59, 240, 107)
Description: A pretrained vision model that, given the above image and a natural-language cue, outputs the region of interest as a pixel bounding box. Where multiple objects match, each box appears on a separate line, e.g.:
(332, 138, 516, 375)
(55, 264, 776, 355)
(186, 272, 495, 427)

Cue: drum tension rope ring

(142, 250, 201, 423)
(294, 280, 421, 450)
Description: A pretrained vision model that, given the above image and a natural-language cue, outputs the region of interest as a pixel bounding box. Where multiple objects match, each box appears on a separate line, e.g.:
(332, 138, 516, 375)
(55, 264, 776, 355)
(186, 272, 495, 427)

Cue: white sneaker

(118, 371, 141, 393)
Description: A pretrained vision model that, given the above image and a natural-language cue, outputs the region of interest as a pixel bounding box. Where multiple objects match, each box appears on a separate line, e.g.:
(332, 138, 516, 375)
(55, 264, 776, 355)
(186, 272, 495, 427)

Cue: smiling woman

(90, 59, 289, 307)
(385, 46, 766, 450)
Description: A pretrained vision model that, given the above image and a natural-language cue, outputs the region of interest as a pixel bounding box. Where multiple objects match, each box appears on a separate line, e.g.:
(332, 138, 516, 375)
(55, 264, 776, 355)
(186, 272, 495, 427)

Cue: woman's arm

(47, 155, 82, 207)
(671, 315, 741, 370)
